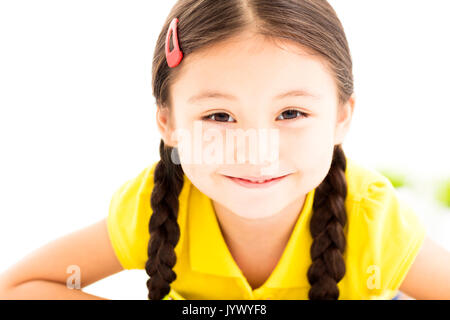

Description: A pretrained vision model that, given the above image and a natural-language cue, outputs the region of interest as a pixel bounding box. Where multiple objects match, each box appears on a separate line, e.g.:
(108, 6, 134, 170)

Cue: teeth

(243, 178, 271, 183)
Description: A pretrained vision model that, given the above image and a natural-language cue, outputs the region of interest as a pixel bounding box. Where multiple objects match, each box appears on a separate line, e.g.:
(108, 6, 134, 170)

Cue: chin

(226, 202, 286, 220)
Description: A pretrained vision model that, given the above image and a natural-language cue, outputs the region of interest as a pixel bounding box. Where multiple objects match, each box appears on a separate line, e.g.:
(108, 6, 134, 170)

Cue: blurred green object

(377, 167, 409, 189)
(435, 178, 450, 208)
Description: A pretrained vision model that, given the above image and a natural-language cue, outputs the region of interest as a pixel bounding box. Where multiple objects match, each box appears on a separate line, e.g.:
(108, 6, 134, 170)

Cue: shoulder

(344, 156, 392, 203)
(345, 156, 417, 221)
(344, 155, 425, 235)
(342, 156, 427, 298)
(106, 161, 159, 270)
(111, 161, 159, 205)
(106, 161, 192, 270)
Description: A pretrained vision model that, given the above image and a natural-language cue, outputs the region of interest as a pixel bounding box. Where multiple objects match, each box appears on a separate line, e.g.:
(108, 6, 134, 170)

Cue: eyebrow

(187, 89, 320, 104)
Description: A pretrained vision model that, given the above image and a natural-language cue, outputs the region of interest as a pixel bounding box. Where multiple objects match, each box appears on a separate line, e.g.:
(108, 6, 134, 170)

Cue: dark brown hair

(147, 0, 353, 300)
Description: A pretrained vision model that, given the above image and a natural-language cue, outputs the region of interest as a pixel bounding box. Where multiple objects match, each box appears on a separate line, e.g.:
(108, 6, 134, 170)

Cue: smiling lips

(230, 175, 286, 183)
(223, 173, 291, 188)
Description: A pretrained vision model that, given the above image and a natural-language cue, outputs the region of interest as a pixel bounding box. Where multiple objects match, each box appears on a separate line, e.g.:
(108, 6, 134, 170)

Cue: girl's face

(157, 32, 354, 220)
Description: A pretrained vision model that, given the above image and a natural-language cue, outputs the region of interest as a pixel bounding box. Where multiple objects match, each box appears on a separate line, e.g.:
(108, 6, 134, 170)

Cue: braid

(145, 140, 184, 300)
(307, 144, 348, 300)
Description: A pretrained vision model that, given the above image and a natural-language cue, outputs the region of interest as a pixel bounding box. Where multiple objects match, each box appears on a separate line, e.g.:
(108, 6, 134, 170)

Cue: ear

(334, 93, 356, 145)
(156, 105, 177, 147)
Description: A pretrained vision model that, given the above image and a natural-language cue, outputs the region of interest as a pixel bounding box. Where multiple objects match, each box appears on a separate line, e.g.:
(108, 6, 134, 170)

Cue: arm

(2, 280, 108, 300)
(399, 235, 450, 299)
(0, 218, 124, 299)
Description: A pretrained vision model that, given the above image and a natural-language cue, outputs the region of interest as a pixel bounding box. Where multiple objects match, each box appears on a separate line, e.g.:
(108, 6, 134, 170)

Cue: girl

(1, 0, 449, 301)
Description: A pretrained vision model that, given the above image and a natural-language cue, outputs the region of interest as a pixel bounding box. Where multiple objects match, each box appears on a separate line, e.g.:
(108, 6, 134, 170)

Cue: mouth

(222, 173, 291, 189)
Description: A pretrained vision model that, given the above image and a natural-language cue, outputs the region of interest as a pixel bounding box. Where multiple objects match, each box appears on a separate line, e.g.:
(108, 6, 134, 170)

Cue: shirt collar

(188, 179, 316, 289)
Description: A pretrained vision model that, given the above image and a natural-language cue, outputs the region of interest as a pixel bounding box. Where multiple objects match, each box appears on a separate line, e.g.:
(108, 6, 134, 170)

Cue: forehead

(171, 33, 337, 104)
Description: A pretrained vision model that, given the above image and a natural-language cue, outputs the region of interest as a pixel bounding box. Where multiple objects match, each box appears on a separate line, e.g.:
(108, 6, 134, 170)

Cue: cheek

(280, 123, 335, 164)
(279, 122, 336, 190)
(176, 124, 227, 167)
(179, 160, 224, 197)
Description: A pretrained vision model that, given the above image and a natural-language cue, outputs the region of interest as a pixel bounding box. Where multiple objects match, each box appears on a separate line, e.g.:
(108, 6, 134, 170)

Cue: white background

(0, 0, 449, 299)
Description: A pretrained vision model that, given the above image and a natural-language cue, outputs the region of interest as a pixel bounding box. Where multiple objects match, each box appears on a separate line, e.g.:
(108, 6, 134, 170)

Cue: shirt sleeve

(106, 162, 158, 270)
(358, 175, 427, 298)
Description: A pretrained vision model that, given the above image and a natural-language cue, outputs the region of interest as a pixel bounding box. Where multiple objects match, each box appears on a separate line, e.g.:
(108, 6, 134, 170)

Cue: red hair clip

(165, 18, 183, 68)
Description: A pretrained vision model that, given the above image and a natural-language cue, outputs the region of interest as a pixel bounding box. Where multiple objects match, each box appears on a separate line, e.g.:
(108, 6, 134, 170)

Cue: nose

(230, 143, 280, 177)
(231, 125, 280, 167)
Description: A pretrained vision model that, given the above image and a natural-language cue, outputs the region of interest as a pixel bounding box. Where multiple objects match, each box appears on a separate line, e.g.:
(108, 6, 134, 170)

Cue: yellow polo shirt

(106, 156, 427, 300)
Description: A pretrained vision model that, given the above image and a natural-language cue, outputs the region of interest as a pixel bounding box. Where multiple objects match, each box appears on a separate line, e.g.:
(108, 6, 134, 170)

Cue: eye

(276, 109, 309, 121)
(202, 112, 236, 123)
(201, 109, 309, 123)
